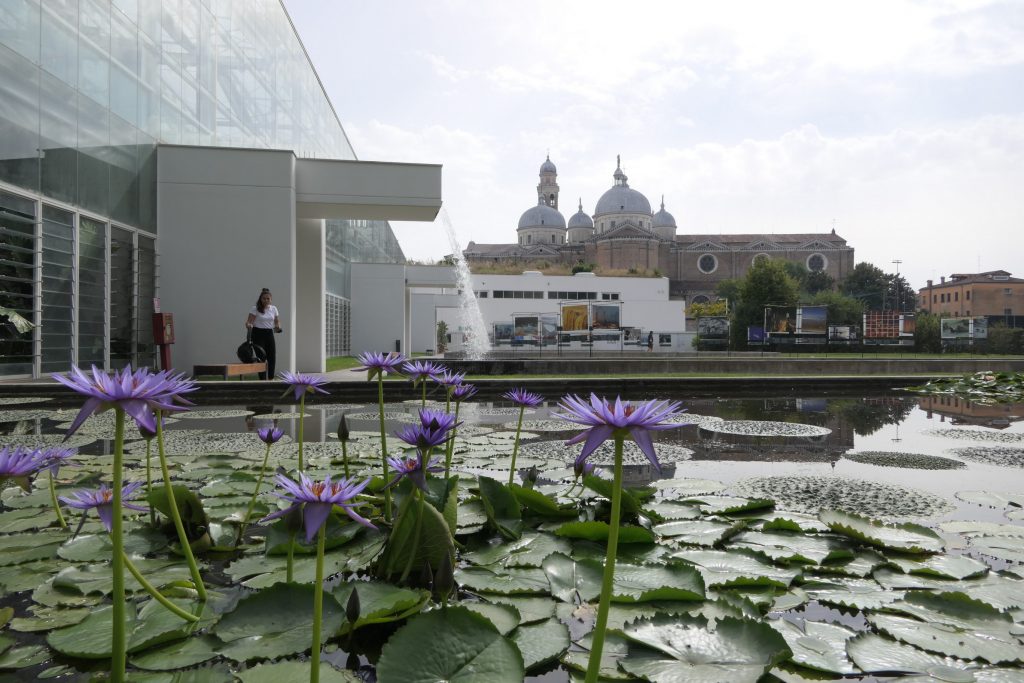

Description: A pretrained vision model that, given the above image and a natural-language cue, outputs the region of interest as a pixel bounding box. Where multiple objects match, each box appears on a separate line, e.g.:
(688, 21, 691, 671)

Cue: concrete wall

(350, 263, 408, 355)
(412, 292, 459, 352)
(157, 146, 297, 374)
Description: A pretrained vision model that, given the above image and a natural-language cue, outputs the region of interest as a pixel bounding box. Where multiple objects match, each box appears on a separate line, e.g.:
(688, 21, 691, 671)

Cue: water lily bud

(434, 550, 455, 600)
(524, 465, 539, 488)
(346, 586, 360, 624)
(337, 413, 350, 442)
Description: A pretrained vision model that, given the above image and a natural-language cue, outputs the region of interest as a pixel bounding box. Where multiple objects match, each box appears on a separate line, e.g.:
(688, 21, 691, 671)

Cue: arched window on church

(551, 235, 555, 243)
(528, 235, 532, 244)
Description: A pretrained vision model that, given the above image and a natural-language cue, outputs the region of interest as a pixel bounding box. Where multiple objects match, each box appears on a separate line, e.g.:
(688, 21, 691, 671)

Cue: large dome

(518, 202, 566, 230)
(594, 157, 652, 216)
(568, 199, 594, 228)
(595, 185, 652, 216)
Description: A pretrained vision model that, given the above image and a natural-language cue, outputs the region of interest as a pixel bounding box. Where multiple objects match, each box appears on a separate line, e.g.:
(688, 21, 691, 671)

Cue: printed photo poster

(828, 325, 857, 341)
(941, 317, 971, 339)
(863, 311, 900, 339)
(697, 316, 730, 339)
(562, 304, 589, 332)
(540, 314, 558, 344)
(591, 304, 621, 329)
(798, 306, 827, 335)
(623, 327, 642, 343)
(973, 317, 988, 339)
(513, 315, 539, 340)
(747, 326, 766, 343)
(766, 307, 797, 335)
(493, 322, 513, 343)
(899, 314, 916, 337)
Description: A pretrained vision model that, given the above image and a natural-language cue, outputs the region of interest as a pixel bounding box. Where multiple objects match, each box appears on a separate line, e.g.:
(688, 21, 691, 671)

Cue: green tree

(806, 290, 864, 325)
(730, 259, 799, 348)
(841, 262, 888, 310)
(805, 270, 836, 295)
(688, 300, 728, 318)
(715, 279, 742, 311)
(914, 311, 941, 353)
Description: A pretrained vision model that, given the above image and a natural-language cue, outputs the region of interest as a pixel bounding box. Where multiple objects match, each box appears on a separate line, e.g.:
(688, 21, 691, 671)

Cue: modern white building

(419, 271, 690, 354)
(0, 0, 441, 378)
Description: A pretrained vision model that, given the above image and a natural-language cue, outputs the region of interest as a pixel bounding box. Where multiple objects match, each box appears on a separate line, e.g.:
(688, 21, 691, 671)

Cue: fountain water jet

(440, 209, 491, 359)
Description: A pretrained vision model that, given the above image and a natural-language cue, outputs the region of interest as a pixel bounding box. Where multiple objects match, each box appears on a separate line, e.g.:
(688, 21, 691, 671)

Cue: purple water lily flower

(452, 383, 478, 402)
(59, 482, 148, 532)
(394, 422, 454, 452)
(574, 460, 597, 479)
(503, 388, 544, 408)
(0, 446, 46, 480)
(402, 360, 442, 386)
(257, 427, 285, 445)
(52, 365, 197, 436)
(353, 352, 407, 381)
(417, 408, 459, 433)
(38, 446, 77, 476)
(434, 369, 466, 388)
(386, 453, 444, 492)
(555, 394, 685, 472)
(278, 371, 329, 401)
(261, 472, 375, 542)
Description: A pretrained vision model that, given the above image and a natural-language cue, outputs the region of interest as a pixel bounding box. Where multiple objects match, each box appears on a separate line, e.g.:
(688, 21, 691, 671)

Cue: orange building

(917, 270, 1024, 318)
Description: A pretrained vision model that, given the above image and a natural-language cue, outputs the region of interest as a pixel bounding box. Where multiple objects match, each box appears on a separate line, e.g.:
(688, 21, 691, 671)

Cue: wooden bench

(192, 362, 267, 380)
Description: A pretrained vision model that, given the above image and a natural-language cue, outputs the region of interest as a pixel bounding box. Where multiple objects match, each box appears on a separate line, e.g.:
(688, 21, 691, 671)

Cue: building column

(404, 284, 413, 355)
(295, 218, 326, 372)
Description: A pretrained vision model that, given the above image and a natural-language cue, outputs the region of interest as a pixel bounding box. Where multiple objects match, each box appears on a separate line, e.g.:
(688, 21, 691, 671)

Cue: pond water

(1, 391, 1022, 681)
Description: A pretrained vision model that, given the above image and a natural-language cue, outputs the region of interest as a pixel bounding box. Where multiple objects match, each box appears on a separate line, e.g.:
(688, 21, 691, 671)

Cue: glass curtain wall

(40, 206, 76, 373)
(0, 190, 37, 376)
(78, 216, 107, 369)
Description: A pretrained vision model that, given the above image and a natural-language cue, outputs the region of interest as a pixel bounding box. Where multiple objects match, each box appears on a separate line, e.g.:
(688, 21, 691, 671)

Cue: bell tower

(537, 154, 559, 210)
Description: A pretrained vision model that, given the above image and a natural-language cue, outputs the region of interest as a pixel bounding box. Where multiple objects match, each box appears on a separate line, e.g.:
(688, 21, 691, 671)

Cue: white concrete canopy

(157, 144, 442, 375)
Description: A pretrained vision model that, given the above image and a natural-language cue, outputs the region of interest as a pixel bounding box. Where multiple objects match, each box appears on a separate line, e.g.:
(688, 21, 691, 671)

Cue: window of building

(527, 235, 531, 244)
(1006, 308, 1014, 315)
(966, 291, 971, 300)
(610, 221, 616, 229)
(692, 295, 711, 304)
(954, 292, 959, 301)
(1005, 288, 1013, 295)
(806, 253, 827, 272)
(933, 294, 937, 303)
(551, 235, 555, 243)
(698, 254, 717, 274)
(601, 293, 620, 300)
(476, 291, 488, 298)
(752, 253, 770, 266)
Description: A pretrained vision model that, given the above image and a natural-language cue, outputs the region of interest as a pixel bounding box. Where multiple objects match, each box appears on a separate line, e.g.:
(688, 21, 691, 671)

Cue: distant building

(463, 156, 855, 303)
(918, 271, 1024, 319)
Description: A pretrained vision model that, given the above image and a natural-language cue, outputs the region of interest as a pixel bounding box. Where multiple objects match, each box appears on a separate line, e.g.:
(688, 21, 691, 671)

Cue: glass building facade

(0, 0, 402, 376)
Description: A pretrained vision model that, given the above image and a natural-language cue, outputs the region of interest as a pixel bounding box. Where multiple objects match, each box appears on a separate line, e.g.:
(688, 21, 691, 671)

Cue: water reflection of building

(918, 396, 1024, 430)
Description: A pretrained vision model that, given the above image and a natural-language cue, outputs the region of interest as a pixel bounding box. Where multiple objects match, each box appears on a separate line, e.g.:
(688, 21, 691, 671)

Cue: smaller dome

(652, 196, 676, 228)
(568, 198, 594, 229)
(539, 154, 557, 175)
(518, 199, 566, 230)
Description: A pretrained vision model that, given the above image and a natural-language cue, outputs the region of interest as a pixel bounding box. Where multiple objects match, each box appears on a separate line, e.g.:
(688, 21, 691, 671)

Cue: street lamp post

(892, 259, 903, 313)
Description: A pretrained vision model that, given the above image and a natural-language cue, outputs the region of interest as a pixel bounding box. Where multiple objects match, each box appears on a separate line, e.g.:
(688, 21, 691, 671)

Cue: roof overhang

(295, 158, 442, 221)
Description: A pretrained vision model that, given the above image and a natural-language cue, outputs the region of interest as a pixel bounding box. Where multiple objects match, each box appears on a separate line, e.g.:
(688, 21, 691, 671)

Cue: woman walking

(245, 288, 281, 379)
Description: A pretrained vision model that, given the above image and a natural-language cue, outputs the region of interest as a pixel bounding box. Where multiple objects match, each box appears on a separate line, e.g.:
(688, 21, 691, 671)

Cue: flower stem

(340, 439, 349, 478)
(399, 490, 425, 582)
(122, 553, 200, 622)
(444, 402, 461, 478)
(377, 376, 392, 521)
(507, 406, 525, 486)
(111, 409, 127, 683)
(421, 381, 426, 409)
(584, 435, 624, 683)
(311, 524, 326, 683)
(298, 394, 306, 471)
(145, 440, 155, 526)
(156, 416, 208, 601)
(286, 532, 295, 582)
(48, 471, 67, 529)
(237, 442, 272, 546)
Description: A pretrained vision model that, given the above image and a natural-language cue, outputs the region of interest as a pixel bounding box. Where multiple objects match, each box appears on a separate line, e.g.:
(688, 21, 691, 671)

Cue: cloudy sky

(285, 0, 1023, 291)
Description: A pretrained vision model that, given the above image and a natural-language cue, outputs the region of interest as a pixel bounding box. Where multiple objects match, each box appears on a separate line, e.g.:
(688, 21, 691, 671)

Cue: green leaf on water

(478, 476, 524, 540)
(818, 509, 944, 554)
(332, 580, 430, 634)
(214, 582, 344, 662)
(511, 618, 570, 672)
(376, 606, 524, 683)
(554, 520, 655, 544)
(236, 660, 359, 682)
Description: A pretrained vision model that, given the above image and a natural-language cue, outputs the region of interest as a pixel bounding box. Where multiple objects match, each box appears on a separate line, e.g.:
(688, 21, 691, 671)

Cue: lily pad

(617, 614, 792, 683)
(236, 660, 358, 682)
(332, 581, 431, 633)
(214, 583, 344, 662)
(376, 606, 524, 683)
(847, 632, 974, 675)
(770, 618, 858, 674)
(510, 618, 570, 671)
(819, 509, 944, 554)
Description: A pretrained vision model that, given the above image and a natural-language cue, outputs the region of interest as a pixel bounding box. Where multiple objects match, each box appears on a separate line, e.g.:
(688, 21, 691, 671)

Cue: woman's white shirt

(250, 305, 278, 329)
